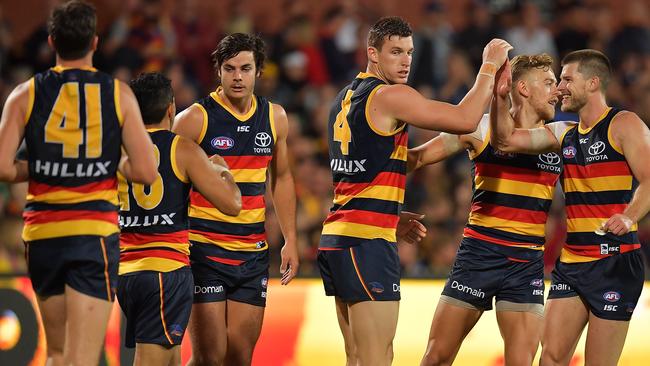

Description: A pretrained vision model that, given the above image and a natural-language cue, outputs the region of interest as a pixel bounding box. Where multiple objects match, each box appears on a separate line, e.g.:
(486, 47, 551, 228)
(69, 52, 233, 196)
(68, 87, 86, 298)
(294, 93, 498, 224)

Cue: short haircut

(129, 73, 174, 125)
(510, 53, 554, 83)
(211, 33, 266, 72)
(561, 49, 611, 91)
(47, 0, 96, 60)
(367, 16, 413, 50)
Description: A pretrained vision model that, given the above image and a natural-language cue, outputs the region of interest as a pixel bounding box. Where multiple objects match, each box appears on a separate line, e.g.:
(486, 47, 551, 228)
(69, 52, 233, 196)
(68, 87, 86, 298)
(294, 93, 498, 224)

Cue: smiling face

(525, 67, 559, 120)
(558, 62, 589, 113)
(218, 51, 258, 100)
(370, 35, 414, 85)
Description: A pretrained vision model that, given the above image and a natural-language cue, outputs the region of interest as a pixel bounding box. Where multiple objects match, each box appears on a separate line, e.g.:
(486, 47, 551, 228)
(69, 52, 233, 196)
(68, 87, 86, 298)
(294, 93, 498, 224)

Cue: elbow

(131, 166, 158, 185)
(222, 194, 242, 217)
(0, 164, 14, 182)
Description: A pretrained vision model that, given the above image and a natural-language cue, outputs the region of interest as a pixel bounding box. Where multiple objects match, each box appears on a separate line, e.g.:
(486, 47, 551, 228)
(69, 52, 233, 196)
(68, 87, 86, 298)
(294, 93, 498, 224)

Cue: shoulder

(610, 110, 646, 134)
(176, 103, 207, 125)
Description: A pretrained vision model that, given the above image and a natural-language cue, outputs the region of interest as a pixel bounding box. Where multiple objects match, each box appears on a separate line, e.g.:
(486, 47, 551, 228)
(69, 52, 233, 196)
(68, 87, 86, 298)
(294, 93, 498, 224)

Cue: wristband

(479, 62, 498, 78)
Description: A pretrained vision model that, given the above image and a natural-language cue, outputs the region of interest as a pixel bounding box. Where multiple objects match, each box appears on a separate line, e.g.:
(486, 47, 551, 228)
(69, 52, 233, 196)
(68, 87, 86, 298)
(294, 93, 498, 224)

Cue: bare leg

(335, 297, 358, 366)
(540, 297, 588, 366)
(63, 285, 113, 365)
(37, 294, 66, 366)
(347, 300, 399, 366)
(187, 302, 227, 366)
(133, 343, 175, 366)
(583, 312, 630, 366)
(420, 299, 482, 366)
(224, 300, 265, 366)
(496, 310, 542, 366)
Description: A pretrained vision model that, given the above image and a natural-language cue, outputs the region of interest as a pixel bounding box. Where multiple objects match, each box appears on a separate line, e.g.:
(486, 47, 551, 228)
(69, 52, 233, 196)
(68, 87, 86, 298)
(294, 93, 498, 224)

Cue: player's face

(376, 36, 414, 84)
(558, 62, 588, 113)
(526, 68, 559, 121)
(219, 51, 259, 99)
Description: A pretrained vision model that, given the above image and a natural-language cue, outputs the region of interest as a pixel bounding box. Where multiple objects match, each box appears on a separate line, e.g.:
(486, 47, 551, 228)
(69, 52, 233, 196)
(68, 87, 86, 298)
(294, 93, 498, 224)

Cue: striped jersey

(320, 72, 408, 249)
(118, 129, 191, 275)
(560, 107, 640, 263)
(464, 116, 564, 250)
(22, 66, 122, 241)
(188, 87, 275, 252)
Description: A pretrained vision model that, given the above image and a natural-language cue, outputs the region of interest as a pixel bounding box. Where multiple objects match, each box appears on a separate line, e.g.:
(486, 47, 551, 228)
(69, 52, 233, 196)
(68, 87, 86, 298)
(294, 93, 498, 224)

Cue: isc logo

(603, 304, 618, 312)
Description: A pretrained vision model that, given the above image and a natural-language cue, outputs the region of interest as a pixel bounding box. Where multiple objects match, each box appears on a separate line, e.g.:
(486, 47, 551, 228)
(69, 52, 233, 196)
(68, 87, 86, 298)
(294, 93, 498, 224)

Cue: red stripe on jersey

(28, 178, 117, 196)
(474, 162, 558, 186)
(190, 191, 264, 210)
(190, 230, 266, 244)
(394, 132, 408, 147)
(564, 243, 640, 257)
(564, 161, 632, 178)
(471, 202, 548, 224)
(463, 227, 538, 247)
(23, 210, 118, 225)
(334, 172, 406, 196)
(324, 209, 398, 228)
(206, 256, 244, 266)
(120, 249, 189, 264)
(566, 204, 628, 219)
(222, 155, 272, 170)
(120, 231, 189, 246)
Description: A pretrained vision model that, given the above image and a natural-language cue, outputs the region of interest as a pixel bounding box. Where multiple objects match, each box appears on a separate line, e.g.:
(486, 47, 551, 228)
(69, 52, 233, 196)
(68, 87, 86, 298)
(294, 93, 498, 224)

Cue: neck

(218, 87, 253, 114)
(578, 93, 609, 128)
(510, 99, 545, 129)
(55, 53, 94, 69)
(146, 119, 170, 131)
(366, 63, 390, 84)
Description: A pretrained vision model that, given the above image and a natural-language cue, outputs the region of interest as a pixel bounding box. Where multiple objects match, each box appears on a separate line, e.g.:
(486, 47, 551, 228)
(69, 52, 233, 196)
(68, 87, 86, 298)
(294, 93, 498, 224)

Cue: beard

(560, 93, 587, 113)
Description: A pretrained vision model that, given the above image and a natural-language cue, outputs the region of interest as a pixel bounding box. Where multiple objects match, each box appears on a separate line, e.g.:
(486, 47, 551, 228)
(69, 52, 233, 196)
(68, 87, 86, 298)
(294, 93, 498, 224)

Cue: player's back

(22, 66, 123, 242)
(118, 129, 191, 274)
(320, 73, 408, 249)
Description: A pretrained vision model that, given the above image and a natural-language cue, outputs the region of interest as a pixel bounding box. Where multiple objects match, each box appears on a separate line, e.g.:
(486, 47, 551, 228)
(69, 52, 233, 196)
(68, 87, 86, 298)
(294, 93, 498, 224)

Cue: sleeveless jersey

(188, 88, 275, 252)
(560, 107, 640, 263)
(118, 130, 191, 274)
(320, 72, 408, 249)
(22, 66, 122, 241)
(463, 117, 562, 250)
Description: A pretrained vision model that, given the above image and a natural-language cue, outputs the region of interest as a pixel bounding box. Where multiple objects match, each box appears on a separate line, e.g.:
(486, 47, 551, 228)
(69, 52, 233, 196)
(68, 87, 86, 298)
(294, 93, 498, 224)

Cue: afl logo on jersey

(563, 146, 576, 159)
(603, 291, 621, 302)
(538, 152, 560, 165)
(588, 141, 606, 155)
(211, 136, 234, 150)
(255, 132, 272, 147)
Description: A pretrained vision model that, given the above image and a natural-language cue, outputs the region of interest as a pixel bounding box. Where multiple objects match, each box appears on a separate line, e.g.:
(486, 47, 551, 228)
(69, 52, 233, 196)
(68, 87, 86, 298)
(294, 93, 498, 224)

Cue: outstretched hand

(396, 211, 427, 244)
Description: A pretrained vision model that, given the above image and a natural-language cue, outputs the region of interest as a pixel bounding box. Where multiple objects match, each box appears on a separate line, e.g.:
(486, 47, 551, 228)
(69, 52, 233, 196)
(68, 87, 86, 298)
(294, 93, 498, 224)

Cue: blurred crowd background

(1, 0, 650, 278)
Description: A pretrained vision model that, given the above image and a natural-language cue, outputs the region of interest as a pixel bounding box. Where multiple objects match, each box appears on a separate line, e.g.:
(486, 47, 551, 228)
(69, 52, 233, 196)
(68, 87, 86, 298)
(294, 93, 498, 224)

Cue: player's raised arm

(489, 62, 565, 154)
(375, 39, 512, 134)
(0, 81, 30, 182)
(602, 111, 650, 235)
(176, 136, 241, 216)
(118, 81, 157, 184)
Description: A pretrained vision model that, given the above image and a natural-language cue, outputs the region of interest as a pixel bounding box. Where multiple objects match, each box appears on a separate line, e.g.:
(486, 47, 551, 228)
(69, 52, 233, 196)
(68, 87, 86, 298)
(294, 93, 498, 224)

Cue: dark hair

(561, 49, 611, 91)
(129, 73, 174, 125)
(47, 0, 97, 60)
(367, 16, 413, 50)
(211, 33, 266, 72)
(511, 53, 554, 83)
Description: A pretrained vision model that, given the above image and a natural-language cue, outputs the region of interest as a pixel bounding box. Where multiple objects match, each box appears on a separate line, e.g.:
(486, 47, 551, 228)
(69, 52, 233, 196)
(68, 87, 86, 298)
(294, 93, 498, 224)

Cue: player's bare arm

(269, 103, 299, 285)
(118, 81, 157, 184)
(372, 39, 512, 134)
(489, 67, 563, 154)
(408, 133, 482, 172)
(172, 104, 206, 143)
(0, 80, 29, 182)
(176, 136, 241, 216)
(602, 111, 650, 235)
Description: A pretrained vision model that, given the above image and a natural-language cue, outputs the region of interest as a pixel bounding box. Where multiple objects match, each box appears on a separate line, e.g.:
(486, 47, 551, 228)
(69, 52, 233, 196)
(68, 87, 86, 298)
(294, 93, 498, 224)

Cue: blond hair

(510, 53, 554, 84)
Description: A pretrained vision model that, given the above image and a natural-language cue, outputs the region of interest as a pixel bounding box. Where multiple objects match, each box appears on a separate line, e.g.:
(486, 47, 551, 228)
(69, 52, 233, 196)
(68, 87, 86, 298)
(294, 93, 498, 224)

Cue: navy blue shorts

(116, 267, 193, 348)
(548, 250, 644, 321)
(318, 239, 401, 303)
(190, 242, 269, 307)
(441, 237, 545, 312)
(26, 234, 119, 301)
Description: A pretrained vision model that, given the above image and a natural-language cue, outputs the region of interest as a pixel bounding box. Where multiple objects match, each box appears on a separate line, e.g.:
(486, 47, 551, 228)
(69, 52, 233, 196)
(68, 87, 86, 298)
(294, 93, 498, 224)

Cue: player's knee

(421, 341, 455, 366)
(190, 352, 224, 366)
(540, 346, 566, 366)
